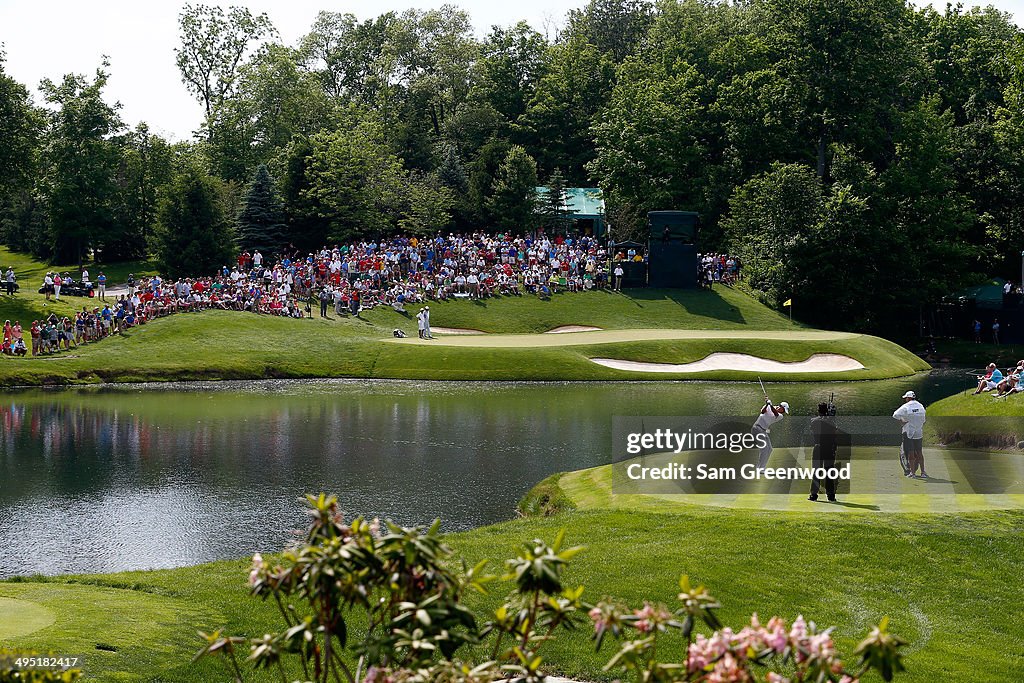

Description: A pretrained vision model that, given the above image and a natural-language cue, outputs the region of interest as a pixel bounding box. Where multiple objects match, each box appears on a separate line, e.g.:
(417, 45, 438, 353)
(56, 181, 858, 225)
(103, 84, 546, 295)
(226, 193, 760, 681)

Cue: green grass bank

(1, 504, 1021, 681)
(0, 257, 928, 385)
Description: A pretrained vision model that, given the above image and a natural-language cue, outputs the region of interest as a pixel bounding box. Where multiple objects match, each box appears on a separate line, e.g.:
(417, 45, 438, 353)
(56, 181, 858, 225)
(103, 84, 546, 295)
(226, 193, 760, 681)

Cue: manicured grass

(0, 246, 157, 291)
(0, 306, 928, 385)
(374, 286, 802, 333)
(0, 247, 927, 384)
(928, 389, 1024, 417)
(0, 580, 219, 680)
(3, 506, 1022, 682)
(549, 449, 1024, 514)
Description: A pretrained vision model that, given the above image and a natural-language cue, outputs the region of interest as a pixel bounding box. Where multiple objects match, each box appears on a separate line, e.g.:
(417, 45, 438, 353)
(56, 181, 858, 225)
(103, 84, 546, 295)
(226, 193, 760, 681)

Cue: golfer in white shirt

(752, 399, 789, 469)
(893, 390, 927, 478)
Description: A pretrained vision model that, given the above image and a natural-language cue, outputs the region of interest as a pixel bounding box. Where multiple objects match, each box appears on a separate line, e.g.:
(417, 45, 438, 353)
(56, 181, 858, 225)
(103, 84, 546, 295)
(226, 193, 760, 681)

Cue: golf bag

(899, 441, 910, 474)
(393, 329, 407, 338)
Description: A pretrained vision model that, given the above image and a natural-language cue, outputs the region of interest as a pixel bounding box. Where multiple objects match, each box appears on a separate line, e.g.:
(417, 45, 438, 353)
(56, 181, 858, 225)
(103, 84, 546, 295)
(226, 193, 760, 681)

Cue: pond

(0, 371, 966, 577)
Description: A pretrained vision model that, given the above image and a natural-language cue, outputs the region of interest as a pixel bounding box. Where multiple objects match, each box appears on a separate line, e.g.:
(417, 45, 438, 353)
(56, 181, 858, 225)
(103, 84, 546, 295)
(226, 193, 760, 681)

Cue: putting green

(386, 328, 858, 348)
(0, 597, 55, 638)
(0, 582, 221, 681)
(558, 446, 1024, 514)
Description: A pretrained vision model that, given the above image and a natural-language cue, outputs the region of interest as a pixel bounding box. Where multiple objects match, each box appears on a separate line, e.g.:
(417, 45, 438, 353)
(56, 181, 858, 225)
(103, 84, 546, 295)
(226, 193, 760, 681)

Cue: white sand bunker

(430, 326, 487, 335)
(590, 352, 864, 374)
(545, 325, 603, 334)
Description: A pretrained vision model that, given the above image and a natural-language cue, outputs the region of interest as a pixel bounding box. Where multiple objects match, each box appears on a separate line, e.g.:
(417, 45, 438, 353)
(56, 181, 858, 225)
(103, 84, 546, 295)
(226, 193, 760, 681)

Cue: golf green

(558, 446, 1024, 514)
(0, 582, 221, 681)
(0, 597, 55, 638)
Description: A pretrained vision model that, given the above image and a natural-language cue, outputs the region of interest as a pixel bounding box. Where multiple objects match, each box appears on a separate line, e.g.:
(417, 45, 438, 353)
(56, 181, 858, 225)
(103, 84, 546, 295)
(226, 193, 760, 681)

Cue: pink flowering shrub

(195, 495, 907, 683)
(196, 494, 583, 683)
(590, 576, 907, 683)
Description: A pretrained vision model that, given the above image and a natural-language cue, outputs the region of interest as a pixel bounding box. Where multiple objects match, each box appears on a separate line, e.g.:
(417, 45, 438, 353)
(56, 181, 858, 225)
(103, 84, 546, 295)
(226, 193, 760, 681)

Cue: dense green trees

(154, 165, 236, 278)
(237, 165, 286, 254)
(40, 63, 126, 265)
(487, 146, 538, 232)
(1, 0, 1024, 335)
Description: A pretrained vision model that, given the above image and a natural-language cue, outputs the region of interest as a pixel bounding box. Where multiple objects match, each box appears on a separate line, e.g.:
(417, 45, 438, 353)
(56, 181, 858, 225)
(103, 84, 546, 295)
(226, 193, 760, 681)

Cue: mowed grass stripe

(386, 328, 859, 347)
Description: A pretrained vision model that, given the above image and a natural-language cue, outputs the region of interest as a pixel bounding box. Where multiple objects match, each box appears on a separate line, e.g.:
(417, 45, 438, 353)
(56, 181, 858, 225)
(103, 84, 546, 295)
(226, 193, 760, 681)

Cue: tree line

(1, 0, 1023, 333)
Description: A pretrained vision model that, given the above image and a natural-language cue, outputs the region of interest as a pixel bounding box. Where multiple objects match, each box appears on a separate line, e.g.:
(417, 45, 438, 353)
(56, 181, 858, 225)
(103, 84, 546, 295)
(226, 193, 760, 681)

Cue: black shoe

(808, 495, 818, 501)
(827, 497, 837, 502)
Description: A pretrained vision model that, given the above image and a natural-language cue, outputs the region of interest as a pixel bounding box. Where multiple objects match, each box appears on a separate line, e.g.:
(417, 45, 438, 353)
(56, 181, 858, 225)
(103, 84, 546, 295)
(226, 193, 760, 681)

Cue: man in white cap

(893, 390, 927, 478)
(752, 398, 789, 469)
(416, 308, 426, 339)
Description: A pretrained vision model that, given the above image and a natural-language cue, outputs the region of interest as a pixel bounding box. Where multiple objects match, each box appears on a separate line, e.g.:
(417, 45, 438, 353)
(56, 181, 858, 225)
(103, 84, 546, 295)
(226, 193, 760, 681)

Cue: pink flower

(248, 552, 264, 586)
(790, 615, 808, 640)
(839, 676, 859, 683)
(688, 635, 713, 672)
(807, 632, 836, 660)
(707, 653, 750, 683)
(766, 673, 789, 683)
(766, 628, 788, 653)
(589, 605, 612, 634)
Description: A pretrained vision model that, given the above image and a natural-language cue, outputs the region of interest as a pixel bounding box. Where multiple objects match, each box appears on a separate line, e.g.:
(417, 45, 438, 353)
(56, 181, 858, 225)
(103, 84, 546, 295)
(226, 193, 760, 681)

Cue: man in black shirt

(809, 402, 838, 502)
(318, 288, 331, 318)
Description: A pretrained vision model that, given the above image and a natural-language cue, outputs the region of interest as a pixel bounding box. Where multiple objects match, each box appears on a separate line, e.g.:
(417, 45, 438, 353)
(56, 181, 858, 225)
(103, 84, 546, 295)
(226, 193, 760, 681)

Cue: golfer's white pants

(754, 428, 772, 469)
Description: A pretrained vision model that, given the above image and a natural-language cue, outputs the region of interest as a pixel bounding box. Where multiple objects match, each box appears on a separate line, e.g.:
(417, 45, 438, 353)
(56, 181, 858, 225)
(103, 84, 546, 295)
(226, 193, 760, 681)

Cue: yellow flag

(782, 299, 792, 307)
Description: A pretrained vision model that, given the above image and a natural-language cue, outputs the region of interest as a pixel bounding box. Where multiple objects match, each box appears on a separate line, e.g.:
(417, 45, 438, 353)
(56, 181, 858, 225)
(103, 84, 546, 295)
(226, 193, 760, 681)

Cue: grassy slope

(0, 283, 928, 384)
(0, 246, 156, 289)
(928, 390, 1024, 417)
(2, 506, 1021, 682)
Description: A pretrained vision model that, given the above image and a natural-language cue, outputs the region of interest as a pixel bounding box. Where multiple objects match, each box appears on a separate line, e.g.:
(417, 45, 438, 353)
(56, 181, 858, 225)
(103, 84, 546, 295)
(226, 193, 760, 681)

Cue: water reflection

(0, 374, 964, 577)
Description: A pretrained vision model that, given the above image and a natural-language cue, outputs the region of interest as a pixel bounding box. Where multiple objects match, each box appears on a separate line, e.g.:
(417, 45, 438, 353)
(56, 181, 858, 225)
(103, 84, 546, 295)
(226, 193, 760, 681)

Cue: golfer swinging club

(752, 394, 789, 470)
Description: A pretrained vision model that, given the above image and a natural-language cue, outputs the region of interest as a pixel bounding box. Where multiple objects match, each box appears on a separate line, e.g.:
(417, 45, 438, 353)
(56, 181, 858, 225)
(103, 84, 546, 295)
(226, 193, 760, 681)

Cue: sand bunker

(545, 325, 603, 334)
(430, 326, 487, 335)
(590, 352, 864, 374)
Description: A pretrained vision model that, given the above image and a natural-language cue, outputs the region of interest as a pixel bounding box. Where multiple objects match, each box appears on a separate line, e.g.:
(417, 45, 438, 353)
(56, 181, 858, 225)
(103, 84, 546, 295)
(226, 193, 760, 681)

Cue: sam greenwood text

(626, 463, 852, 482)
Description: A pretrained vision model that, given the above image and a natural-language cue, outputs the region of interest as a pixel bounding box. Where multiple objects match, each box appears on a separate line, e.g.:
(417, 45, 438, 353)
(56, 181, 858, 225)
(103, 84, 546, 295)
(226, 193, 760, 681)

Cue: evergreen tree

(436, 143, 471, 228)
(537, 168, 576, 232)
(281, 137, 328, 251)
(237, 164, 286, 254)
(486, 145, 538, 231)
(154, 166, 236, 278)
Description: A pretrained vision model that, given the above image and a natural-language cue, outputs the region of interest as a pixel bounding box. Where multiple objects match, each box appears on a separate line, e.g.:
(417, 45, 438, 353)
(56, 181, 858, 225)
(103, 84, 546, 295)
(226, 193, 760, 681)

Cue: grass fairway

(2, 505, 1021, 682)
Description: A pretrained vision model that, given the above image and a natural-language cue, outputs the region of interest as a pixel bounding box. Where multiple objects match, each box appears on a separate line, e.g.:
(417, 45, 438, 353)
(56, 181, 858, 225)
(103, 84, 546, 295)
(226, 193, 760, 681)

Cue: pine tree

(154, 167, 236, 278)
(237, 164, 286, 254)
(486, 145, 538, 231)
(436, 144, 471, 228)
(538, 168, 576, 232)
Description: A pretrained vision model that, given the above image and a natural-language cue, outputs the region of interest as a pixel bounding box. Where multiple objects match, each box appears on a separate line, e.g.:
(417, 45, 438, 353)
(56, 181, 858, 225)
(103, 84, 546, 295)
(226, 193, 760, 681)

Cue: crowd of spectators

(972, 360, 1024, 397)
(700, 253, 742, 286)
(6, 233, 627, 357)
